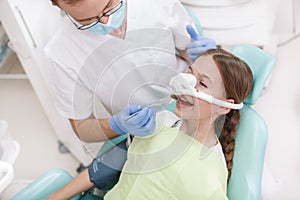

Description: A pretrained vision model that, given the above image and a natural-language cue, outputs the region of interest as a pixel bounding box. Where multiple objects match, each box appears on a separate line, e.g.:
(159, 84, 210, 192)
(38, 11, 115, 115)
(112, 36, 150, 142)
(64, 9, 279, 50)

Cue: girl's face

(57, 0, 120, 25)
(174, 55, 227, 120)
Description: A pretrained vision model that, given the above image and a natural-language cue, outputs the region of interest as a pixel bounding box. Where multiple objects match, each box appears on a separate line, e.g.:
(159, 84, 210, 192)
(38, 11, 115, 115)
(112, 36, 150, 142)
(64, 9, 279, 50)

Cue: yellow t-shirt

(104, 121, 228, 200)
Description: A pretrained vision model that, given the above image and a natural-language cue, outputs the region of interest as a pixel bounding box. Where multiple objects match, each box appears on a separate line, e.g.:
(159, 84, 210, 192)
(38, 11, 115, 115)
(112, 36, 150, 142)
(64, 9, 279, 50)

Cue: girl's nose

(99, 15, 109, 24)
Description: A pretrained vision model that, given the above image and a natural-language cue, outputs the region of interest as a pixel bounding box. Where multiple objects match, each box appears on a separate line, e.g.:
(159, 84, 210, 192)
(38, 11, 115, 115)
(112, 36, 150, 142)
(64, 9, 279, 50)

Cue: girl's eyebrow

(200, 74, 212, 83)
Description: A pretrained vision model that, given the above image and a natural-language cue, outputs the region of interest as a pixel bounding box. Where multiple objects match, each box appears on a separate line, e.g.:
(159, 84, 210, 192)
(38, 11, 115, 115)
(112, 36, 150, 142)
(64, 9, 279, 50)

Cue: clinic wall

(273, 0, 299, 35)
(255, 0, 300, 199)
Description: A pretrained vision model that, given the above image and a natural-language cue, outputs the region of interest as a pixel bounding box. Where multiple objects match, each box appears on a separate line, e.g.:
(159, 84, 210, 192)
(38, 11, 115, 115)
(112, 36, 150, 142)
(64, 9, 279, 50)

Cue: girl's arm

(45, 169, 94, 200)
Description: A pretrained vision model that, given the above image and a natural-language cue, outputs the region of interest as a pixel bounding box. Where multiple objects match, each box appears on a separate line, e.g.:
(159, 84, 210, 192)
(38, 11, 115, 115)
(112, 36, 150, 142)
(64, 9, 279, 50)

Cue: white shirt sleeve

(166, 0, 194, 50)
(44, 26, 102, 120)
(46, 59, 93, 120)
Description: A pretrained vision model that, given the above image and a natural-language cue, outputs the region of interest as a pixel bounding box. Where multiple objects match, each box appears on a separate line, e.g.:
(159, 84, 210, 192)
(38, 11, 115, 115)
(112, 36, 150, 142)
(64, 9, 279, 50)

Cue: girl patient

(46, 48, 253, 200)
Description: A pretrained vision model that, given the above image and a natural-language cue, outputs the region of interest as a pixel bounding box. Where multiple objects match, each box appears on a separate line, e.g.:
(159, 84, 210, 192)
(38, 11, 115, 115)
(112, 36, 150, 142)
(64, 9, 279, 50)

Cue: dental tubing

(169, 73, 243, 110)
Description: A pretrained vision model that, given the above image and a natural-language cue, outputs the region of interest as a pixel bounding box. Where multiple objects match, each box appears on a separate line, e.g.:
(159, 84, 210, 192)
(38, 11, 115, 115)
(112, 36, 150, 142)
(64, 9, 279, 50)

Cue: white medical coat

(45, 0, 193, 119)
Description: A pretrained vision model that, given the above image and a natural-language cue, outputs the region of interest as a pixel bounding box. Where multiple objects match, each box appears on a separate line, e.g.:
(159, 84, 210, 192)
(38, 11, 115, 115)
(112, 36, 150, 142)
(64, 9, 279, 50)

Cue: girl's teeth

(179, 97, 193, 106)
(172, 94, 193, 106)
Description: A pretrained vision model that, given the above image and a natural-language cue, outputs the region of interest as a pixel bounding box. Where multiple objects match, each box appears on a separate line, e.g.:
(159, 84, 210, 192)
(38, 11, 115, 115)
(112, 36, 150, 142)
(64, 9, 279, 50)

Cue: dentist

(45, 0, 216, 142)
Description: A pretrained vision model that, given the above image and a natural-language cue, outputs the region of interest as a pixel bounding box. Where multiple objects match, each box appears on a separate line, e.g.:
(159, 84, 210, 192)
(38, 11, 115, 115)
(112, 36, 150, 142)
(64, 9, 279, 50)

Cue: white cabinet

(0, 0, 102, 166)
(0, 22, 15, 76)
(181, 0, 280, 48)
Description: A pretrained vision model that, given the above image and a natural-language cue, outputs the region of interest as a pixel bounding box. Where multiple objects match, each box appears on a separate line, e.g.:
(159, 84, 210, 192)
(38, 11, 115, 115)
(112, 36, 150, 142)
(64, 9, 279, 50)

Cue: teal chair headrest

(230, 44, 275, 105)
(227, 44, 275, 200)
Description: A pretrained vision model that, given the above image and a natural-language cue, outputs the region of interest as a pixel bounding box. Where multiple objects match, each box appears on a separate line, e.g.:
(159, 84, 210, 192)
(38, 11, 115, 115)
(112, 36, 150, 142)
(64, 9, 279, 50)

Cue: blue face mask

(88, 0, 126, 35)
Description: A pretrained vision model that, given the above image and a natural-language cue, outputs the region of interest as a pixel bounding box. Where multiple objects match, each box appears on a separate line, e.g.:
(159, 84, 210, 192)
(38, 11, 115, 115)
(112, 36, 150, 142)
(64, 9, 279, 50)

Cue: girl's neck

(180, 119, 218, 147)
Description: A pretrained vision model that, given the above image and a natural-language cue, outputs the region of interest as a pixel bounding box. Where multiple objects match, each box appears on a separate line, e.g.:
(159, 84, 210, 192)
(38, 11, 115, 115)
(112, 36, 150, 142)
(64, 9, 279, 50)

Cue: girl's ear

(217, 99, 235, 115)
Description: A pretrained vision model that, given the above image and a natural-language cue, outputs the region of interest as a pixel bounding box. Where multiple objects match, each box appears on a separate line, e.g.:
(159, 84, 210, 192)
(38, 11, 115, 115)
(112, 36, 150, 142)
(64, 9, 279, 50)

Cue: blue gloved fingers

(110, 105, 157, 137)
(204, 39, 217, 49)
(109, 106, 136, 135)
(142, 107, 156, 132)
(190, 55, 199, 62)
(109, 117, 127, 135)
(188, 38, 216, 49)
(188, 43, 217, 55)
(187, 46, 204, 55)
(139, 107, 156, 128)
(127, 107, 151, 128)
(187, 46, 205, 62)
(186, 25, 198, 42)
(186, 24, 217, 62)
(187, 37, 217, 62)
(187, 38, 214, 49)
(134, 107, 157, 137)
(126, 105, 142, 115)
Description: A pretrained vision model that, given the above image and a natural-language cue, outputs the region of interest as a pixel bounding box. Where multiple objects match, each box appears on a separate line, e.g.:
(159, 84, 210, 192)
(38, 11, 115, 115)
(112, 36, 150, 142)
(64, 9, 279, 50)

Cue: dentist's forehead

(58, 0, 109, 19)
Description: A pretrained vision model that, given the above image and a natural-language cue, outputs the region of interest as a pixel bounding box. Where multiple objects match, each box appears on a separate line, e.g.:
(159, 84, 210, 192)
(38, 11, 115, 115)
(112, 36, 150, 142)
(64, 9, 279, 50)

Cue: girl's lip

(172, 94, 193, 106)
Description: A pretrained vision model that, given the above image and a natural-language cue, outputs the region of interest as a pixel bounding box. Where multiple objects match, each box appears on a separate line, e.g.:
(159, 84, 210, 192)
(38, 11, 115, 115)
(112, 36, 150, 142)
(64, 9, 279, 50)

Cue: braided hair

(203, 48, 253, 181)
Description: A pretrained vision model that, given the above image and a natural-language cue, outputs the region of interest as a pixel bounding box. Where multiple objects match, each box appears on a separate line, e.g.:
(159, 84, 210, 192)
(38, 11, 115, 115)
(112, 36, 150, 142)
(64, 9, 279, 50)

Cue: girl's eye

(199, 81, 207, 88)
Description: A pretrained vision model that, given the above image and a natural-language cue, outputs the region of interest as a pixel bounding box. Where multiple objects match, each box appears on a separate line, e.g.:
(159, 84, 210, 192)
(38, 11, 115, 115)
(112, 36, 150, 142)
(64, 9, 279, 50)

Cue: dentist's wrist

(109, 117, 126, 135)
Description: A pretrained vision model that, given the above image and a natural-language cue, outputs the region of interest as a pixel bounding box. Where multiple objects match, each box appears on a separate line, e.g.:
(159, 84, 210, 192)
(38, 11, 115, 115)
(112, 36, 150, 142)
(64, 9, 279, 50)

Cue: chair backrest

(227, 44, 275, 200)
(182, 7, 276, 198)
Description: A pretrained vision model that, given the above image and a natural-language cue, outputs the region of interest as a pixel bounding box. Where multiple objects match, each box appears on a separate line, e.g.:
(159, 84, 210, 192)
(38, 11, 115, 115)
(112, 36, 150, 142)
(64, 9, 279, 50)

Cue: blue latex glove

(109, 105, 156, 137)
(186, 25, 216, 62)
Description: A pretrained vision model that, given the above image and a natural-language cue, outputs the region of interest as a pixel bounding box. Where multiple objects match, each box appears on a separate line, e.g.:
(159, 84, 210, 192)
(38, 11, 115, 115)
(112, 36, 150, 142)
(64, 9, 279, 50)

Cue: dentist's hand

(186, 25, 216, 62)
(109, 105, 156, 137)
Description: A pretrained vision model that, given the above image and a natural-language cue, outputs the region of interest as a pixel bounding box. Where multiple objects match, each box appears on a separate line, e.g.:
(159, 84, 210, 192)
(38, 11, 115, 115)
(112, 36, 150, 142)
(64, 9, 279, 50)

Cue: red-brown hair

(203, 48, 253, 181)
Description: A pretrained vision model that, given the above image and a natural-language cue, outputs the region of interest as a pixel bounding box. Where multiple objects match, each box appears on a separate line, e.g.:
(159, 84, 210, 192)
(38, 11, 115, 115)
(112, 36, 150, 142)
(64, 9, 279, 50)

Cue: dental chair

(227, 44, 275, 200)
(165, 44, 274, 200)
(11, 44, 275, 200)
(184, 8, 275, 198)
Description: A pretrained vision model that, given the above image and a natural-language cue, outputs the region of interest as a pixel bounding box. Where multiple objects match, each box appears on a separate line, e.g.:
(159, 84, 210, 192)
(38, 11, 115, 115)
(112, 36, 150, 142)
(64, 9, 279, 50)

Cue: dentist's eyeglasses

(65, 0, 123, 30)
